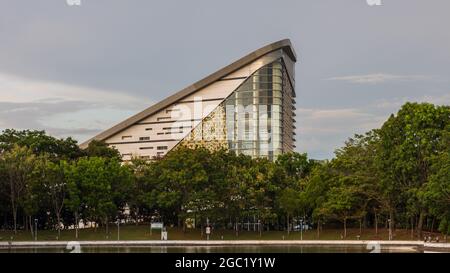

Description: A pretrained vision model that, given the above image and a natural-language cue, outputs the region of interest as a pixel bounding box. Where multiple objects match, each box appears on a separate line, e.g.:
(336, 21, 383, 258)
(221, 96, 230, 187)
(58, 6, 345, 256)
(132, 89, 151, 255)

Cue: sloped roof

(80, 39, 297, 149)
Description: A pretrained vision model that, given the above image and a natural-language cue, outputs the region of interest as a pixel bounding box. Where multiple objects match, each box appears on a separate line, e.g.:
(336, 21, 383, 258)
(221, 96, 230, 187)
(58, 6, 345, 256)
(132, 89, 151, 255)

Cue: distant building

(80, 39, 297, 161)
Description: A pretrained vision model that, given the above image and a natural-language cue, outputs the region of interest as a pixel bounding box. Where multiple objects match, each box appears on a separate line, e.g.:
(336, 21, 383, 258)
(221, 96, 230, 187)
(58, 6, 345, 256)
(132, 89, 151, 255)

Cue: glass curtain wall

(179, 59, 294, 161)
(225, 60, 292, 160)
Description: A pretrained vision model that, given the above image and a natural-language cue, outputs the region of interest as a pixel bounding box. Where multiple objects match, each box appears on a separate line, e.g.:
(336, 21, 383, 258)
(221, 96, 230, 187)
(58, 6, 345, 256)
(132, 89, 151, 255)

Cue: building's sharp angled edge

(79, 39, 297, 149)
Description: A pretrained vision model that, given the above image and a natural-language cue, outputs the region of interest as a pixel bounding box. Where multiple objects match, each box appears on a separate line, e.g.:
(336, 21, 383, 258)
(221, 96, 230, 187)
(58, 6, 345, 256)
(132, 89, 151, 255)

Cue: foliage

(0, 102, 448, 238)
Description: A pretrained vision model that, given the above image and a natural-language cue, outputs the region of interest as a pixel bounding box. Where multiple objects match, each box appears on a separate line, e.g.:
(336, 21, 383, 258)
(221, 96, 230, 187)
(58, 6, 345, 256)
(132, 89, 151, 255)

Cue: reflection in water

(0, 245, 422, 253)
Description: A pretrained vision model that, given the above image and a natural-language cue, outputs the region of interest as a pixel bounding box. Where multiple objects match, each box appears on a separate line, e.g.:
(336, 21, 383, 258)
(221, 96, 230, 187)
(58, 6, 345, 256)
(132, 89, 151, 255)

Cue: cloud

(297, 108, 372, 121)
(295, 107, 387, 159)
(374, 93, 450, 109)
(0, 100, 99, 136)
(0, 72, 148, 107)
(0, 72, 152, 142)
(325, 73, 435, 84)
(295, 91, 450, 159)
(296, 107, 382, 136)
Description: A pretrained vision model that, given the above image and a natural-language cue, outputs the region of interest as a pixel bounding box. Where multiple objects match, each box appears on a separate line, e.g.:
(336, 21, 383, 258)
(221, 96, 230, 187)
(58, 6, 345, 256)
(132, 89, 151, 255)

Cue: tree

(64, 160, 82, 239)
(157, 147, 210, 231)
(377, 103, 450, 238)
(65, 157, 128, 235)
(320, 179, 363, 239)
(223, 153, 254, 236)
(128, 158, 160, 224)
(276, 152, 313, 183)
(278, 188, 301, 235)
(36, 159, 68, 237)
(300, 164, 334, 238)
(422, 149, 450, 236)
(0, 129, 83, 160)
(0, 155, 10, 229)
(333, 131, 388, 235)
(84, 140, 121, 159)
(246, 158, 279, 235)
(2, 145, 37, 234)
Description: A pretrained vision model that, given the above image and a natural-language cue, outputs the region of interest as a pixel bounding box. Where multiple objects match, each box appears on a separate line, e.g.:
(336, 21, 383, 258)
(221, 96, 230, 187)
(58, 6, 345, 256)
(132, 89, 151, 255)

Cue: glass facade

(179, 59, 295, 161)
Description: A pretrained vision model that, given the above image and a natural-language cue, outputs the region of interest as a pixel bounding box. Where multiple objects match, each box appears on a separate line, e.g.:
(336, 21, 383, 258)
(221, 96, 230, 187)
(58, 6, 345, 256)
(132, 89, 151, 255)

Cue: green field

(0, 225, 446, 242)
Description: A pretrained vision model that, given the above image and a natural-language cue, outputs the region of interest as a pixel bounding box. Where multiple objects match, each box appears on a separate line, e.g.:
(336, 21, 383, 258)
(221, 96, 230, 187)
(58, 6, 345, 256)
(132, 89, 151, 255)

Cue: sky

(1, 0, 449, 159)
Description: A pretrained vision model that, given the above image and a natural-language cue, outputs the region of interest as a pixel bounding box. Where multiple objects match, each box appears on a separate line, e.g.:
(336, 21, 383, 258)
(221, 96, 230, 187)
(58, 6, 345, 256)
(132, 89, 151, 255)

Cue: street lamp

(34, 218, 38, 241)
(117, 219, 120, 241)
(206, 218, 210, 241)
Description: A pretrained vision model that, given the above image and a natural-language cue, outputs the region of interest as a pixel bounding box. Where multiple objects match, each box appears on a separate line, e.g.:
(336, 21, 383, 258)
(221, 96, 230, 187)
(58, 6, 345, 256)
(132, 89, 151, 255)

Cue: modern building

(80, 39, 297, 161)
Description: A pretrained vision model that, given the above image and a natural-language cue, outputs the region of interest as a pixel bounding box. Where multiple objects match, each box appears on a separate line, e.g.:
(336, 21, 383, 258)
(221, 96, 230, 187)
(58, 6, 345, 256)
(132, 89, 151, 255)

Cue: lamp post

(117, 219, 120, 241)
(34, 218, 38, 241)
(206, 218, 210, 241)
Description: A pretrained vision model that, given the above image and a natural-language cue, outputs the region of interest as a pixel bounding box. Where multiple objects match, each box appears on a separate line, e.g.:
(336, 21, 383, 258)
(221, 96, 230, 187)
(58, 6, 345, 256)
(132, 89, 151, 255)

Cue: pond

(0, 245, 425, 253)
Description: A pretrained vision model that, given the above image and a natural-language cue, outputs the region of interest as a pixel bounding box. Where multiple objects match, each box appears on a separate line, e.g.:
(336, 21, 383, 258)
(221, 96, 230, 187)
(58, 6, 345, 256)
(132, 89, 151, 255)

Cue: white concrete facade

(80, 40, 297, 161)
(102, 52, 287, 161)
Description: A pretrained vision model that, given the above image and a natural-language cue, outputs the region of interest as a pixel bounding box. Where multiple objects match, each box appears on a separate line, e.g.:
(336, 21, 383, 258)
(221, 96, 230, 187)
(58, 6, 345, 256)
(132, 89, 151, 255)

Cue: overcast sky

(1, 0, 449, 159)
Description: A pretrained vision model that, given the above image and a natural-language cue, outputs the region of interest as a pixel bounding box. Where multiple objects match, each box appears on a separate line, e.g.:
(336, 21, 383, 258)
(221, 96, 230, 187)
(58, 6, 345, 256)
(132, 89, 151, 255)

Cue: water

(0, 245, 423, 253)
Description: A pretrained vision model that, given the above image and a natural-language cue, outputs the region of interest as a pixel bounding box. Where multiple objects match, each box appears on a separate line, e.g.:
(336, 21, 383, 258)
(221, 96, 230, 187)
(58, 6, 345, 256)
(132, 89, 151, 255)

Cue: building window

(157, 146, 168, 150)
(157, 116, 171, 121)
(140, 156, 150, 159)
(157, 132, 164, 135)
(139, 137, 150, 141)
(163, 126, 192, 131)
(166, 109, 180, 113)
(145, 128, 153, 131)
(122, 135, 132, 140)
(139, 147, 153, 150)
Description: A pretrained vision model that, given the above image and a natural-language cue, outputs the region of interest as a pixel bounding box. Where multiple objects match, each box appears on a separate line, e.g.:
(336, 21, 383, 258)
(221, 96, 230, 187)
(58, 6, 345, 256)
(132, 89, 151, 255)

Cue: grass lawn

(0, 225, 446, 242)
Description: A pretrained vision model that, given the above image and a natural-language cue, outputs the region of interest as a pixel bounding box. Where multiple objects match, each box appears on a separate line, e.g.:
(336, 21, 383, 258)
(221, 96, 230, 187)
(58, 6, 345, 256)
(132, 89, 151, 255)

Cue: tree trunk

(389, 210, 395, 231)
(56, 213, 61, 238)
(317, 219, 320, 239)
(10, 183, 17, 234)
(135, 207, 139, 226)
(177, 215, 182, 229)
(374, 210, 378, 235)
(29, 216, 34, 238)
(343, 218, 347, 239)
(359, 218, 362, 236)
(417, 210, 425, 240)
(287, 214, 290, 236)
(105, 216, 109, 235)
(75, 212, 79, 239)
(430, 217, 435, 233)
(259, 220, 262, 237)
(200, 216, 204, 238)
